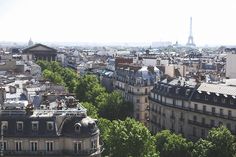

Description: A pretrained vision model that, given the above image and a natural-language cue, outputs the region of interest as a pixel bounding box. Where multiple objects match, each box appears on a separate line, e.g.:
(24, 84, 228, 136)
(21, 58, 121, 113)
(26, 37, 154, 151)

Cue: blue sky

(0, 0, 236, 46)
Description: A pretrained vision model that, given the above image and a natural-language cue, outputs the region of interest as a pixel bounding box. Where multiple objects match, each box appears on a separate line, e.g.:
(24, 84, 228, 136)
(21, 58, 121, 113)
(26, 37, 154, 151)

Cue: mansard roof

(197, 83, 236, 97)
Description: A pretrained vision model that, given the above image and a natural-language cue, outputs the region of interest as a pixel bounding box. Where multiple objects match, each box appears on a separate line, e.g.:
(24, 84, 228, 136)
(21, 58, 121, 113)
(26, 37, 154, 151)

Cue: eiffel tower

(186, 17, 196, 47)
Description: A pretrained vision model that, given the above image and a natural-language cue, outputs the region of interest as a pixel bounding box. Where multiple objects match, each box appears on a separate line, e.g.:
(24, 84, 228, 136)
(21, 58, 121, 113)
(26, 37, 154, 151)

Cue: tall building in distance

(186, 17, 196, 47)
(28, 38, 34, 47)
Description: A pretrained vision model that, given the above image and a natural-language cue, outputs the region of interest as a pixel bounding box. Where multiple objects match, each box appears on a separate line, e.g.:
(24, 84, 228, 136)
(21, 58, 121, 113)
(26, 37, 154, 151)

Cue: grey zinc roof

(197, 83, 236, 96)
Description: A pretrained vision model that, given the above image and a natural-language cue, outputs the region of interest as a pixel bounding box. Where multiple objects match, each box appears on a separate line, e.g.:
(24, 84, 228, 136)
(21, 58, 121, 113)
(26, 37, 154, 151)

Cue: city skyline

(0, 0, 236, 46)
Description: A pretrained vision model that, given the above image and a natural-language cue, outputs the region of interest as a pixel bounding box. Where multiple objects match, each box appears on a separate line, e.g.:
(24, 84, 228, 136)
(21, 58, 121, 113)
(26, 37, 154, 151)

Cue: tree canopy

(98, 118, 159, 157)
(155, 130, 193, 157)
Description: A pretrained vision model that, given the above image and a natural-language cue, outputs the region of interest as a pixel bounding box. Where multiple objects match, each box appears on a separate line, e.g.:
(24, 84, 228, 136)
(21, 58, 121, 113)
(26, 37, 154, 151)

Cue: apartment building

(0, 95, 102, 157)
(149, 78, 236, 140)
(114, 63, 160, 126)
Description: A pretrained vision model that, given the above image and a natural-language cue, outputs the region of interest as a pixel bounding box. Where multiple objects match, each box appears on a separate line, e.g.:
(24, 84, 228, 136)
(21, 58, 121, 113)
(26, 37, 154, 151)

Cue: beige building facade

(150, 80, 236, 140)
(114, 63, 160, 126)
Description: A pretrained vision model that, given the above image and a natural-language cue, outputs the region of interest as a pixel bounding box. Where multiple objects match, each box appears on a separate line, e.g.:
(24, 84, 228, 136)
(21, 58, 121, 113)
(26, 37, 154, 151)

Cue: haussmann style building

(149, 78, 236, 140)
(114, 63, 160, 126)
(0, 95, 103, 157)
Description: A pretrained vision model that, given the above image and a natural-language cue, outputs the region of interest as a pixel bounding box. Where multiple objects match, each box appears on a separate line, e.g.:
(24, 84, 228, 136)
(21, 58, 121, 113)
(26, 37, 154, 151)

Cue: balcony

(3, 146, 103, 156)
(188, 119, 213, 129)
(170, 115, 175, 120)
(149, 98, 236, 121)
(179, 117, 185, 122)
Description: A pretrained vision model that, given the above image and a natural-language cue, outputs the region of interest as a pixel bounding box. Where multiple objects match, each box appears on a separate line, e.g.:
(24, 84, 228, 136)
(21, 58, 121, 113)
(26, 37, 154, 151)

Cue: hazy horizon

(0, 0, 236, 46)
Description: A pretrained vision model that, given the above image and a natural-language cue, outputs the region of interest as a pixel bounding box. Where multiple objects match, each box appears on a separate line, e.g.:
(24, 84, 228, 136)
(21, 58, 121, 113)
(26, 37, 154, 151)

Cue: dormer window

(230, 99, 234, 105)
(32, 121, 39, 131)
(1, 121, 8, 131)
(213, 97, 217, 102)
(185, 89, 190, 96)
(176, 88, 180, 94)
(47, 122, 54, 131)
(195, 93, 200, 99)
(167, 86, 172, 93)
(222, 98, 226, 104)
(74, 123, 81, 133)
(17, 121, 23, 131)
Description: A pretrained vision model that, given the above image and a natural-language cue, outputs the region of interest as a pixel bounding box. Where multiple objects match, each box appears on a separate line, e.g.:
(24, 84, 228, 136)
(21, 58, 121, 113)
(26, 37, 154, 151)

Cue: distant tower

(28, 38, 34, 46)
(186, 17, 196, 47)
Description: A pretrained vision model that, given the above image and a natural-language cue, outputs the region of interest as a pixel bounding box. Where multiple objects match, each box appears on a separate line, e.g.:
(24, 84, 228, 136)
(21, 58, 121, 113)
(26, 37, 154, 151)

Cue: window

(145, 97, 148, 103)
(193, 127, 196, 136)
(222, 98, 226, 104)
(47, 122, 54, 131)
(145, 88, 148, 94)
(230, 99, 234, 105)
(201, 129, 205, 138)
(228, 110, 232, 118)
(176, 88, 180, 94)
(220, 109, 223, 116)
(205, 95, 208, 100)
(15, 141, 22, 151)
(136, 114, 140, 120)
(30, 141, 38, 151)
(136, 99, 140, 103)
(213, 97, 217, 102)
(193, 115, 197, 122)
(74, 123, 81, 133)
(203, 106, 206, 113)
(202, 117, 205, 124)
(31, 121, 39, 131)
(46, 141, 54, 152)
(210, 120, 215, 127)
(74, 141, 82, 153)
(180, 112, 184, 121)
(1, 121, 8, 131)
(212, 107, 215, 115)
(218, 121, 223, 126)
(91, 139, 97, 149)
(17, 121, 23, 131)
(171, 122, 174, 132)
(194, 104, 198, 111)
(171, 110, 175, 119)
(0, 141, 7, 151)
(179, 125, 183, 133)
(185, 89, 190, 96)
(227, 123, 231, 131)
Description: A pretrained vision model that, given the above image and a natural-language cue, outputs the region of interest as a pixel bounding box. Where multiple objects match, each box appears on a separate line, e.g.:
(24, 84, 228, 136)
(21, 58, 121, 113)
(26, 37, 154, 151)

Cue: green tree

(75, 75, 105, 103)
(38, 61, 79, 92)
(81, 102, 98, 118)
(155, 130, 193, 157)
(98, 91, 133, 120)
(97, 118, 112, 157)
(192, 139, 214, 157)
(107, 118, 159, 157)
(206, 126, 236, 157)
(36, 60, 49, 71)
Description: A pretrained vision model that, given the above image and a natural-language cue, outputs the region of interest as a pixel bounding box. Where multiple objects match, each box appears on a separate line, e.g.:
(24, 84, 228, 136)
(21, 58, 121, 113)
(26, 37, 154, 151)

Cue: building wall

(114, 80, 151, 126)
(226, 53, 236, 78)
(149, 94, 236, 140)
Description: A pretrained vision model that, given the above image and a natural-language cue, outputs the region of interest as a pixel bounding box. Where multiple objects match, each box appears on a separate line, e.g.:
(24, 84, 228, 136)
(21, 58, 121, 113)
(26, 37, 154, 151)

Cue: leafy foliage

(37, 60, 79, 92)
(81, 102, 98, 118)
(192, 139, 214, 157)
(99, 118, 159, 157)
(98, 91, 133, 120)
(155, 130, 193, 157)
(206, 126, 236, 157)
